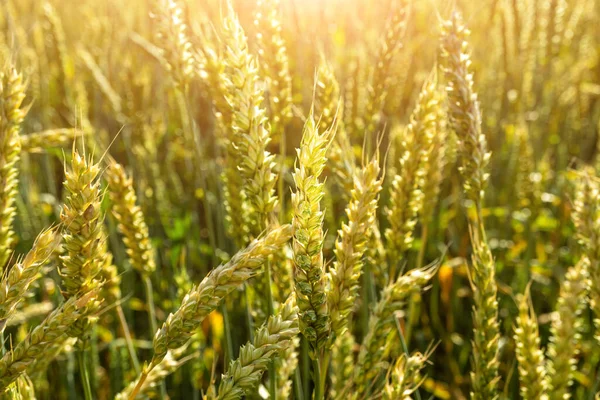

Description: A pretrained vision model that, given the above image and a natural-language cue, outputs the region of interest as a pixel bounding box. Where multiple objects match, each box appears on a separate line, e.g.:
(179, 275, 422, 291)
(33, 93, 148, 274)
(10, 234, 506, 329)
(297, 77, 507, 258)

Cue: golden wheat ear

(214, 294, 299, 400)
(291, 112, 332, 355)
(0, 65, 27, 271)
(514, 285, 549, 400)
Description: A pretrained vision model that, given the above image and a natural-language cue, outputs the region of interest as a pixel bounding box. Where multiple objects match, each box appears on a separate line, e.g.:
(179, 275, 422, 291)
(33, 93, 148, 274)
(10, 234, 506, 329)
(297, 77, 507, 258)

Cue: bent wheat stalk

(0, 228, 60, 331)
(128, 224, 292, 400)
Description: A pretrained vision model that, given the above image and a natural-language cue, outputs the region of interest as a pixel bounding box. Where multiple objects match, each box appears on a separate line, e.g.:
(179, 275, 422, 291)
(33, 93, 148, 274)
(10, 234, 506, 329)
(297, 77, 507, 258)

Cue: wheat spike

(150, 0, 195, 87)
(440, 12, 490, 205)
(214, 294, 299, 400)
(363, 0, 408, 136)
(0, 66, 27, 270)
(330, 329, 355, 399)
(382, 352, 429, 400)
(58, 150, 105, 340)
(328, 157, 382, 339)
(440, 13, 500, 399)
(254, 0, 293, 138)
(291, 113, 334, 354)
(546, 258, 589, 400)
(354, 265, 437, 398)
(385, 73, 440, 264)
(19, 128, 82, 153)
(116, 348, 191, 400)
(571, 170, 600, 341)
(138, 224, 292, 383)
(0, 291, 98, 389)
(0, 228, 60, 327)
(221, 3, 278, 233)
(106, 162, 156, 277)
(514, 289, 549, 400)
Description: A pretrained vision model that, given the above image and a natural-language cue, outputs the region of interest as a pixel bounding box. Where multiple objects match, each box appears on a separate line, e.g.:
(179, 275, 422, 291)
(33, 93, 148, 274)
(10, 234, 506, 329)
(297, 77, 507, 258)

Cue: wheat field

(0, 0, 599, 399)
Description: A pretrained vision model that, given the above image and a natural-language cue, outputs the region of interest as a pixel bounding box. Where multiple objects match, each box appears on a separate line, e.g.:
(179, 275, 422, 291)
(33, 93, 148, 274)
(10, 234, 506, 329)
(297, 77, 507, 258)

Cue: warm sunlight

(0, 0, 598, 399)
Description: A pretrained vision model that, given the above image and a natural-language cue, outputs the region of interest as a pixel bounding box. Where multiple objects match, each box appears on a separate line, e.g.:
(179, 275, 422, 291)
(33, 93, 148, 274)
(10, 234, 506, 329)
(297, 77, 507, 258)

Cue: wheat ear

(58, 149, 106, 342)
(382, 351, 430, 400)
(440, 13, 499, 399)
(0, 66, 27, 270)
(363, 0, 408, 136)
(222, 2, 278, 233)
(116, 347, 192, 400)
(514, 288, 549, 400)
(571, 169, 600, 342)
(214, 294, 299, 400)
(105, 162, 156, 277)
(127, 225, 292, 399)
(328, 157, 383, 339)
(354, 265, 437, 398)
(546, 258, 589, 400)
(291, 113, 334, 353)
(254, 0, 293, 137)
(0, 228, 61, 328)
(0, 291, 98, 389)
(150, 0, 195, 88)
(440, 12, 490, 205)
(20, 128, 83, 153)
(330, 330, 355, 399)
(385, 72, 440, 273)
